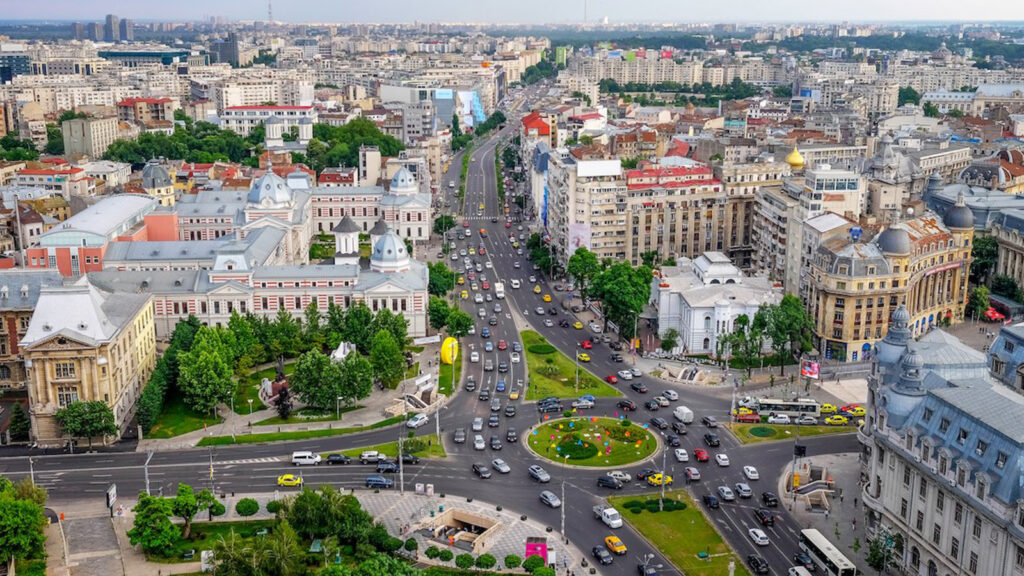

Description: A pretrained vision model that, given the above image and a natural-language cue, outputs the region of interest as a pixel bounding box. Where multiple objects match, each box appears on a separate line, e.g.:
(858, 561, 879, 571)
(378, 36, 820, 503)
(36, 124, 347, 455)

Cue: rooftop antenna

(267, 0, 273, 23)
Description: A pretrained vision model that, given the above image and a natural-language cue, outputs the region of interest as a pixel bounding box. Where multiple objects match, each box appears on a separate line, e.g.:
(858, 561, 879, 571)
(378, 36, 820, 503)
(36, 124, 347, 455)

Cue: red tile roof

(521, 111, 551, 136)
(224, 105, 312, 111)
(118, 97, 173, 106)
(18, 167, 84, 176)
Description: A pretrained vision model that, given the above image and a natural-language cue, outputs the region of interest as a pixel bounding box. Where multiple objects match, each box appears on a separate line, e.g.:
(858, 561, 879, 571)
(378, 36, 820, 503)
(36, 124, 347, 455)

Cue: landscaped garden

(525, 417, 657, 467)
(725, 422, 856, 445)
(609, 491, 751, 576)
(255, 405, 363, 426)
(146, 395, 220, 439)
(197, 414, 408, 446)
(521, 331, 620, 401)
(332, 433, 446, 460)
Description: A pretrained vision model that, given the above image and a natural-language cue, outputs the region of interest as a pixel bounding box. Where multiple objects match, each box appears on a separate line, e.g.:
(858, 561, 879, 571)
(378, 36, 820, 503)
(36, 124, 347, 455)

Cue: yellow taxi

(843, 406, 866, 418)
(825, 415, 849, 426)
(460, 290, 469, 300)
(469, 247, 476, 255)
(457, 276, 465, 285)
(277, 474, 303, 487)
(604, 535, 627, 555)
(646, 473, 673, 487)
(820, 403, 837, 415)
(509, 388, 520, 400)
(542, 294, 552, 303)
(512, 241, 520, 249)
(471, 283, 479, 291)
(478, 202, 485, 211)
(573, 321, 584, 330)
(577, 353, 591, 362)
(731, 407, 754, 416)
(533, 285, 542, 294)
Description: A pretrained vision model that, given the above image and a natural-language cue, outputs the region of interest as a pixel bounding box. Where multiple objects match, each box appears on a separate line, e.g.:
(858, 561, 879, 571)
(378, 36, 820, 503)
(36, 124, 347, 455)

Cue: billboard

(568, 223, 592, 251)
(800, 360, 820, 380)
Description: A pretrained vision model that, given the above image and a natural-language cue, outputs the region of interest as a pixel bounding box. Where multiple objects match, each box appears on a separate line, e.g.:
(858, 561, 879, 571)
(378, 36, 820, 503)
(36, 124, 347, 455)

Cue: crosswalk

(218, 457, 282, 466)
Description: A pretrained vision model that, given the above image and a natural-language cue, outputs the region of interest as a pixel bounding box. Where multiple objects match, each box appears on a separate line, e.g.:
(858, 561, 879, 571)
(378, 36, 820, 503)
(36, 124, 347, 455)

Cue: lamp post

(144, 451, 153, 495)
(660, 442, 668, 511)
(336, 396, 343, 420)
(574, 343, 580, 394)
(28, 457, 34, 484)
(247, 398, 253, 415)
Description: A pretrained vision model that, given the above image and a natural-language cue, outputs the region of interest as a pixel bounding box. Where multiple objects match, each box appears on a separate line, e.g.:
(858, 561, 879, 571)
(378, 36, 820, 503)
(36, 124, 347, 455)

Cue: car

(732, 407, 755, 416)
(479, 387, 491, 401)
(474, 293, 484, 304)
(472, 463, 492, 479)
(512, 342, 522, 352)
(488, 414, 500, 427)
(376, 461, 398, 474)
(489, 316, 498, 326)
(495, 380, 506, 393)
(453, 428, 467, 443)
(717, 485, 736, 501)
(735, 483, 753, 498)
(497, 339, 507, 350)
(572, 398, 595, 409)
(650, 417, 668, 430)
(654, 396, 670, 407)
(611, 352, 624, 362)
(590, 322, 603, 333)
(647, 473, 673, 487)
(597, 476, 623, 489)
(464, 377, 477, 392)
(671, 422, 688, 435)
(462, 221, 469, 228)
(535, 306, 546, 315)
(748, 528, 769, 546)
(543, 318, 554, 327)
(489, 435, 503, 450)
(631, 382, 648, 393)
(460, 290, 469, 299)
(747, 554, 769, 575)
(605, 535, 627, 555)
(472, 417, 484, 431)
(326, 454, 351, 465)
(487, 457, 511, 474)
(573, 321, 584, 330)
(637, 564, 659, 576)
(490, 397, 502, 412)
(644, 400, 660, 411)
(513, 261, 521, 269)
(703, 433, 720, 447)
(529, 275, 537, 283)
(539, 490, 562, 508)
(792, 551, 816, 571)
(843, 405, 866, 418)
(754, 507, 775, 526)
(592, 546, 613, 565)
(482, 282, 491, 290)
(481, 327, 491, 338)
(693, 448, 709, 462)
(795, 415, 819, 425)
(736, 413, 762, 423)
(825, 415, 849, 426)
(604, 374, 619, 384)
(761, 492, 780, 507)
(484, 341, 494, 352)
(543, 294, 552, 302)
(277, 474, 303, 487)
(506, 427, 518, 442)
(406, 412, 429, 429)
(504, 404, 516, 417)
(529, 464, 551, 483)
(701, 416, 719, 428)
(820, 403, 837, 414)
(768, 414, 791, 424)
(617, 399, 637, 411)
(684, 467, 701, 481)
(537, 402, 563, 414)
(617, 370, 634, 380)
(674, 448, 689, 462)
(607, 470, 632, 484)
(509, 386, 521, 400)
(715, 453, 731, 466)
(702, 494, 720, 509)
(399, 453, 420, 465)
(498, 361, 509, 373)
(451, 253, 460, 261)
(662, 390, 679, 401)
(635, 468, 657, 481)
(473, 435, 485, 450)
(580, 339, 593, 349)
(665, 434, 681, 447)
(365, 475, 393, 489)
(577, 353, 590, 362)
(742, 465, 760, 480)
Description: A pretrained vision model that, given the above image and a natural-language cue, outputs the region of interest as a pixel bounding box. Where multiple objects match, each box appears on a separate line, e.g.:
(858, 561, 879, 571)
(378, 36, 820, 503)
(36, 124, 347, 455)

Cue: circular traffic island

(748, 426, 779, 439)
(526, 417, 659, 468)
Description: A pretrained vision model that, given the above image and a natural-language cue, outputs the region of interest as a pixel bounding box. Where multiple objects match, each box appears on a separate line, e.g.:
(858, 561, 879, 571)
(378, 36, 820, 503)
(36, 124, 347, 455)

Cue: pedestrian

(824, 509, 830, 520)
(853, 497, 858, 507)
(852, 519, 857, 530)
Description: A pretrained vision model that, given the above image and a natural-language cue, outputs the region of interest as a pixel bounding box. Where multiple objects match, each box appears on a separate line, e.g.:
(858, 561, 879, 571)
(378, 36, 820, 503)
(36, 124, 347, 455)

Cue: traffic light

(794, 445, 807, 457)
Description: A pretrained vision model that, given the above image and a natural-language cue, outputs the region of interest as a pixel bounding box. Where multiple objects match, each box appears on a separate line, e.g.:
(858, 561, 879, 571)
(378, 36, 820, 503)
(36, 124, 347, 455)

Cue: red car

(505, 222, 511, 228)
(467, 272, 476, 280)
(497, 340, 507, 350)
(482, 282, 491, 290)
(694, 448, 710, 462)
(479, 247, 487, 255)
(462, 221, 470, 228)
(605, 375, 618, 384)
(580, 340, 593, 349)
(736, 413, 761, 423)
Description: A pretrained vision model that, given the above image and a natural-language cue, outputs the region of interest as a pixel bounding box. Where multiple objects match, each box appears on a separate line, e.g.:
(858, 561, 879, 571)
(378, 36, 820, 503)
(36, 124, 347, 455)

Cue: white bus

(756, 398, 821, 418)
(798, 529, 856, 576)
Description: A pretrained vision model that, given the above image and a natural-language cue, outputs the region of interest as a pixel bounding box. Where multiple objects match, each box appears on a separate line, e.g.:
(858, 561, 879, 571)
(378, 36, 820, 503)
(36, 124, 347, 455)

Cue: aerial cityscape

(3, 4, 1024, 576)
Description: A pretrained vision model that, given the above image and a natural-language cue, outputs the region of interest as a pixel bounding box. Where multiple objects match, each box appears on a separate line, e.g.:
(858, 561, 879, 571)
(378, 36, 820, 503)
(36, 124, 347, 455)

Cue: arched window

(704, 316, 712, 330)
(702, 337, 710, 350)
(911, 547, 920, 569)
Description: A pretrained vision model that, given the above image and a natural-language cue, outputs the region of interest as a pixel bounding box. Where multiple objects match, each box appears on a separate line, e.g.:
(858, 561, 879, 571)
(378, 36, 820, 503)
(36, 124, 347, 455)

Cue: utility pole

(144, 451, 153, 495)
(28, 457, 34, 484)
(399, 393, 407, 494)
(560, 473, 566, 544)
(574, 343, 579, 394)
(660, 444, 667, 511)
(208, 448, 215, 493)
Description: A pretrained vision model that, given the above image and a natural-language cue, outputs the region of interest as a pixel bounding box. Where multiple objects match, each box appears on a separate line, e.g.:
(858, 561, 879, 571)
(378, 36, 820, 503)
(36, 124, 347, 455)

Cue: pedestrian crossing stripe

(218, 457, 282, 465)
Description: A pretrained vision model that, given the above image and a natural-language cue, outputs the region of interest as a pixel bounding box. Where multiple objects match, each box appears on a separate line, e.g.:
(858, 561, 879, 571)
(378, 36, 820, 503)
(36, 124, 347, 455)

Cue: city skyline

(6, 0, 1024, 25)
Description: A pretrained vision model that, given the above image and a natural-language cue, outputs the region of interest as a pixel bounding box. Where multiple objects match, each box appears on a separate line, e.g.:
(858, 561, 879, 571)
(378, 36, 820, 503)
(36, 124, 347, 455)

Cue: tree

(304, 300, 324, 351)
(504, 554, 523, 569)
(271, 309, 303, 358)
(660, 328, 680, 352)
(566, 247, 600, 304)
(234, 497, 259, 516)
(276, 386, 293, 420)
(922, 101, 940, 117)
(640, 250, 661, 268)
(970, 235, 998, 284)
(343, 302, 375, 353)
(370, 308, 408, 348)
(445, 308, 473, 337)
(620, 156, 639, 169)
(968, 286, 991, 319)
(475, 553, 497, 569)
(54, 400, 118, 450)
(0, 477, 46, 564)
(177, 327, 234, 414)
(428, 296, 451, 332)
(898, 86, 921, 106)
(369, 330, 404, 389)
(522, 554, 546, 573)
(428, 261, 456, 296)
(44, 124, 64, 155)
(336, 352, 373, 407)
(127, 493, 179, 556)
(992, 274, 1022, 301)
(7, 402, 29, 441)
(13, 478, 47, 507)
(351, 554, 422, 576)
(591, 262, 653, 338)
(947, 108, 965, 118)
(433, 215, 456, 235)
(264, 518, 305, 576)
(761, 294, 814, 375)
(289, 350, 342, 412)
(171, 483, 215, 539)
(455, 554, 475, 569)
(728, 314, 765, 377)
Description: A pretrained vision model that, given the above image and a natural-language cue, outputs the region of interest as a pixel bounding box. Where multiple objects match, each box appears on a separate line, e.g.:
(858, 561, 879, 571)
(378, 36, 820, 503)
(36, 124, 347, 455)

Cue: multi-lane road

(0, 91, 858, 576)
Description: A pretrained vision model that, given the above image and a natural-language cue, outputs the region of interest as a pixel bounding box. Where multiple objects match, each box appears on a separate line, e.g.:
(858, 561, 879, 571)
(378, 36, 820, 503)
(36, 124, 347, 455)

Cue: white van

(787, 568, 813, 576)
(673, 406, 694, 424)
(291, 451, 321, 466)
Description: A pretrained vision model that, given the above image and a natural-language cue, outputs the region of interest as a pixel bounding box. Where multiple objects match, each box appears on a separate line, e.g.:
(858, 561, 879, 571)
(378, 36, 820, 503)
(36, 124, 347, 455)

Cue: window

(958, 467, 966, 487)
(933, 524, 941, 545)
(904, 465, 912, 486)
(976, 478, 986, 499)
(939, 418, 950, 433)
(997, 452, 1007, 469)
(969, 551, 978, 574)
(939, 455, 948, 475)
(901, 498, 908, 519)
(976, 440, 987, 457)
(923, 408, 933, 422)
(957, 428, 969, 445)
(937, 490, 944, 511)
(57, 386, 78, 407)
(973, 516, 982, 538)
(55, 362, 76, 379)
(916, 510, 924, 531)
(955, 502, 964, 524)
(951, 537, 960, 559)
(919, 477, 927, 500)
(1017, 545, 1024, 569)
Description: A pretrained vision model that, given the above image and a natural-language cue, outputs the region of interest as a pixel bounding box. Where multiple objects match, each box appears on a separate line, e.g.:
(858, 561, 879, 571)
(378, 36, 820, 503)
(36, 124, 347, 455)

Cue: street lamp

(574, 343, 580, 394)
(247, 398, 253, 415)
(336, 396, 344, 420)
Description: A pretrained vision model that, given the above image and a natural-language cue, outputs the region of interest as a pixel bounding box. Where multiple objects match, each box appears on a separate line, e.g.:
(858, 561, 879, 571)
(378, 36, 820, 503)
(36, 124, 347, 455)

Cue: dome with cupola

(247, 168, 293, 207)
(370, 229, 410, 273)
(785, 146, 805, 169)
(389, 167, 418, 195)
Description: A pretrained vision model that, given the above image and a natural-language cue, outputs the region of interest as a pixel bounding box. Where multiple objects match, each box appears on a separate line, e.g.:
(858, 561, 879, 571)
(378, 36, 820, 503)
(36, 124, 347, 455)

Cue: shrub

(209, 501, 226, 516)
(439, 549, 454, 562)
(455, 553, 475, 569)
(475, 554, 497, 569)
(533, 567, 556, 576)
(425, 546, 441, 559)
(621, 418, 632, 427)
(558, 434, 599, 459)
(523, 555, 546, 573)
(623, 500, 644, 508)
(266, 500, 282, 514)
(528, 344, 556, 354)
(382, 537, 404, 553)
(504, 554, 522, 569)
(235, 498, 259, 517)
(405, 438, 427, 454)
(404, 538, 418, 552)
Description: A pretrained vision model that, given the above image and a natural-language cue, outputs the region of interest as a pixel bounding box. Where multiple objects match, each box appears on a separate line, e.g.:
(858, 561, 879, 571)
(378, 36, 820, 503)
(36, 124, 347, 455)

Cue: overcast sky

(6, 0, 1024, 24)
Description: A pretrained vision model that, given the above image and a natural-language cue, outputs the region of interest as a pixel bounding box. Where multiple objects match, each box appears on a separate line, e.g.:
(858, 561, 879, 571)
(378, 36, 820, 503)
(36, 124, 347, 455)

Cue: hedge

(528, 344, 556, 354)
(455, 553, 475, 569)
(235, 498, 259, 517)
(266, 500, 282, 514)
(209, 501, 226, 516)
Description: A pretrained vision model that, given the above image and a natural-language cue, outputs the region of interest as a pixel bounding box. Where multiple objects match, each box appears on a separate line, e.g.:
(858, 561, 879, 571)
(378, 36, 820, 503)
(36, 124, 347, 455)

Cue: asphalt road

(0, 87, 861, 576)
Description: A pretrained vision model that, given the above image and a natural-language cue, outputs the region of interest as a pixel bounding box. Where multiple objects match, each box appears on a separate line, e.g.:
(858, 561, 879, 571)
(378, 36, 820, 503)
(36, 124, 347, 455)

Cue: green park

(526, 417, 658, 467)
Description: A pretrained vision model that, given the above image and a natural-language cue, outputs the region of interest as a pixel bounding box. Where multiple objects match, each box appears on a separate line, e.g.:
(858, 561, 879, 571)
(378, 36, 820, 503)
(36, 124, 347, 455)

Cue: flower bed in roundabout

(525, 416, 659, 468)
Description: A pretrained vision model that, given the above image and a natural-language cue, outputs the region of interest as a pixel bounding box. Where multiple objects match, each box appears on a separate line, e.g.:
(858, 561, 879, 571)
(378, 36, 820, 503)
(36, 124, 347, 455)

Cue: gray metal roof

(0, 270, 64, 311)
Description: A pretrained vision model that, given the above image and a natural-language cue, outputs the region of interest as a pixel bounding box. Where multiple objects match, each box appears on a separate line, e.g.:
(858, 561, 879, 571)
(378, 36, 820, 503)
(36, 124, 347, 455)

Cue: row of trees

(0, 476, 47, 566)
(565, 246, 653, 340)
(720, 294, 814, 376)
(104, 118, 260, 166)
(451, 110, 507, 152)
(426, 296, 474, 336)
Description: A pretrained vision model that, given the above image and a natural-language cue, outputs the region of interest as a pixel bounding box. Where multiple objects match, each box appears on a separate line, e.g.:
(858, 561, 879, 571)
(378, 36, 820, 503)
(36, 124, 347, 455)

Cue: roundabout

(525, 416, 659, 468)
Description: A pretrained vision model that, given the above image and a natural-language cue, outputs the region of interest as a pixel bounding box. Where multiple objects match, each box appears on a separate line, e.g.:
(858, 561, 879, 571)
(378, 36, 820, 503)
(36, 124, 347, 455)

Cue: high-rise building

(119, 18, 134, 42)
(104, 14, 120, 42)
(61, 116, 121, 159)
(88, 22, 103, 41)
(70, 22, 85, 40)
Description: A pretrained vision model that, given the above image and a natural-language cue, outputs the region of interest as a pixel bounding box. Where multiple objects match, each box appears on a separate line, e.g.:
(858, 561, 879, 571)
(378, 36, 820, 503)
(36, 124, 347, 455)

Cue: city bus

(798, 529, 856, 576)
(755, 398, 821, 418)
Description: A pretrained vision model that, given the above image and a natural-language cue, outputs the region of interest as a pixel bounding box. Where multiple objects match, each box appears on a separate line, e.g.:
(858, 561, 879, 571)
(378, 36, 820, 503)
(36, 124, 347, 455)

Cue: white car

(767, 414, 791, 425)
(474, 294, 484, 304)
(717, 485, 736, 501)
(617, 370, 634, 380)
(470, 351, 480, 363)
(662, 390, 679, 401)
(738, 396, 758, 408)
(748, 528, 770, 546)
(630, 368, 642, 377)
(607, 470, 632, 483)
(406, 413, 429, 429)
(715, 453, 731, 467)
(795, 415, 819, 425)
(485, 261, 493, 269)
(589, 322, 603, 333)
(543, 319, 554, 327)
(510, 352, 521, 363)
(572, 398, 595, 409)
(743, 466, 760, 481)
(654, 396, 670, 407)
(474, 435, 486, 450)
(492, 458, 511, 474)
(674, 448, 689, 462)
(472, 417, 484, 431)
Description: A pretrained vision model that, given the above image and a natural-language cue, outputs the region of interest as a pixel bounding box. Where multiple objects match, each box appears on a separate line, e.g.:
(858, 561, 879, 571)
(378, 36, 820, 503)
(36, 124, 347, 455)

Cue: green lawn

(438, 356, 462, 396)
(609, 491, 751, 576)
(254, 406, 363, 426)
(527, 417, 657, 467)
(15, 558, 46, 576)
(725, 422, 856, 445)
(329, 433, 446, 459)
(149, 519, 277, 563)
(197, 415, 407, 446)
(521, 331, 620, 400)
(406, 345, 425, 354)
(405, 361, 421, 380)
(147, 395, 221, 439)
(232, 362, 296, 415)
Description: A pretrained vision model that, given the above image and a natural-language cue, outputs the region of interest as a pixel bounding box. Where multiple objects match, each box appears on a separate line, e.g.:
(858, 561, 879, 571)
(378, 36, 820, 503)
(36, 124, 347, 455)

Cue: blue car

(481, 328, 491, 338)
(484, 341, 494, 352)
(496, 380, 506, 392)
(579, 394, 596, 403)
(365, 475, 394, 489)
